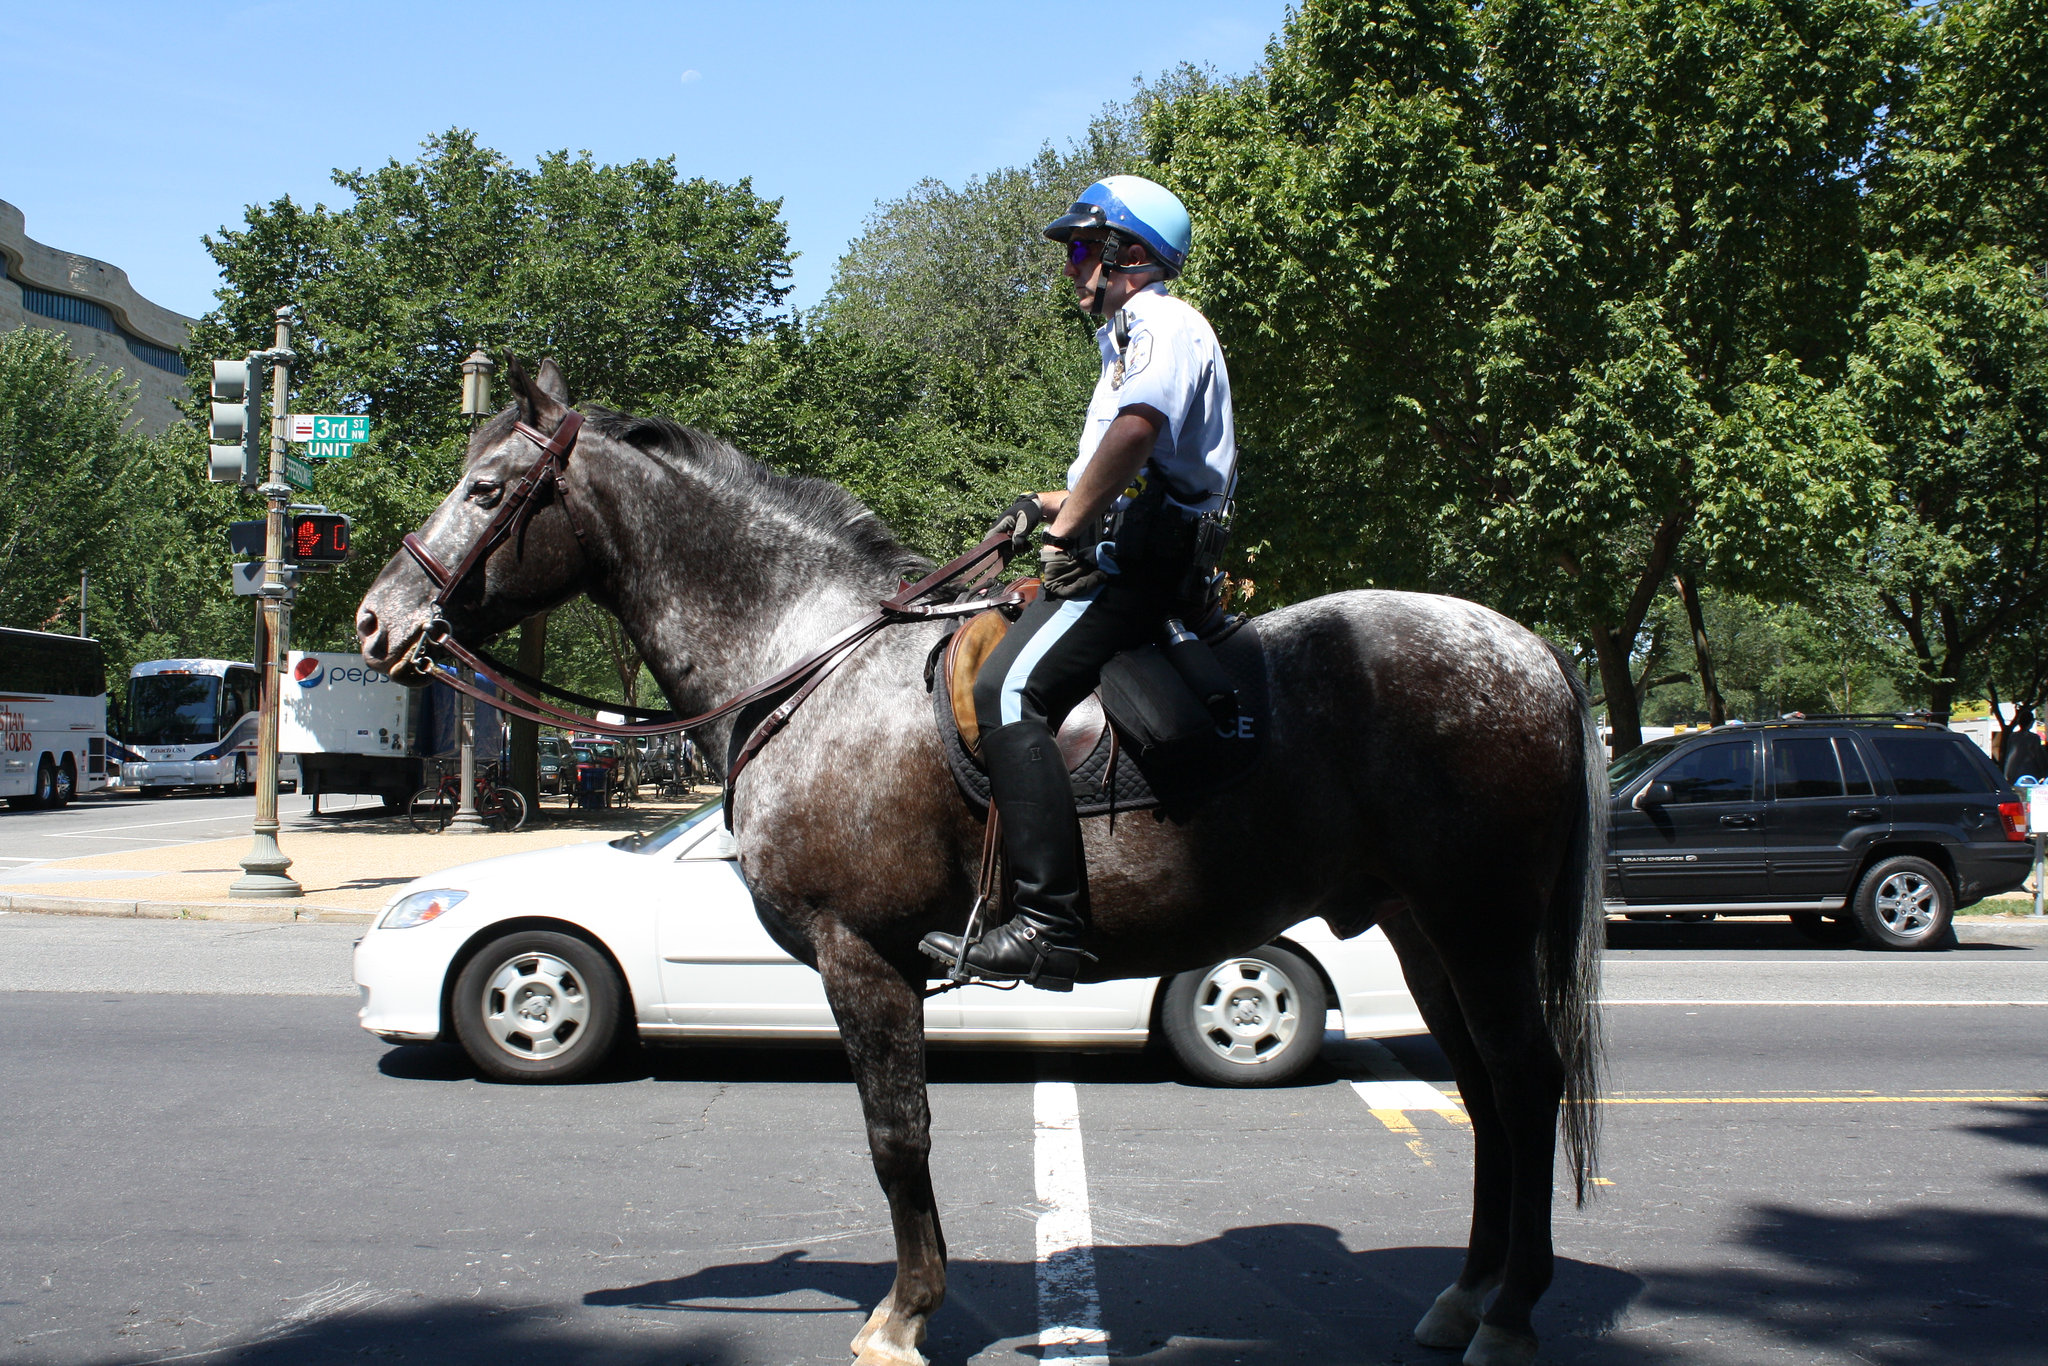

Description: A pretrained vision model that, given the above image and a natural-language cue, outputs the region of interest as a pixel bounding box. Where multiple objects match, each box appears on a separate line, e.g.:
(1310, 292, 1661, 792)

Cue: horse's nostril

(356, 607, 378, 638)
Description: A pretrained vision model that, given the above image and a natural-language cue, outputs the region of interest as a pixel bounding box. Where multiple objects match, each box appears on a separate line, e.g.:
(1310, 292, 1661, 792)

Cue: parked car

(354, 801, 1424, 1085)
(537, 737, 566, 796)
(1604, 717, 2034, 949)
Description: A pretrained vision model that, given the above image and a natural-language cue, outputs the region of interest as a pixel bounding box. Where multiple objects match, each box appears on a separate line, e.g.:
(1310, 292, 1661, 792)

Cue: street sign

(284, 452, 314, 490)
(287, 414, 370, 457)
(287, 414, 370, 442)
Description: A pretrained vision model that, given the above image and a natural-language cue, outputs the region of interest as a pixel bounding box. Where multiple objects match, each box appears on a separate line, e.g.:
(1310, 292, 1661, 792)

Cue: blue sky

(2, 1, 1288, 321)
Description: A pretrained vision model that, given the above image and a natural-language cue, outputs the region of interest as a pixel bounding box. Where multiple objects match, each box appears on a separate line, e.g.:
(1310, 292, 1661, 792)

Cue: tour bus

(0, 627, 110, 809)
(121, 658, 297, 797)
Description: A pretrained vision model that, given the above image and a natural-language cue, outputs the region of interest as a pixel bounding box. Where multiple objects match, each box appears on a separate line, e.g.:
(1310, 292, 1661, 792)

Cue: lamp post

(442, 350, 499, 836)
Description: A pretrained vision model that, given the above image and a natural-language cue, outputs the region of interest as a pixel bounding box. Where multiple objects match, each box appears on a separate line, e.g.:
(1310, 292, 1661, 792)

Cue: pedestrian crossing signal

(290, 513, 350, 563)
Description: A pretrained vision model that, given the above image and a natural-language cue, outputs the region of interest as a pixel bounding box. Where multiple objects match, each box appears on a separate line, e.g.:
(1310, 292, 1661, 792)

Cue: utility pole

(442, 349, 499, 835)
(231, 308, 302, 898)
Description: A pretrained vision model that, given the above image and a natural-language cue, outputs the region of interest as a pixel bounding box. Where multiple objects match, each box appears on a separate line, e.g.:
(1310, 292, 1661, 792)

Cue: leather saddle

(927, 582, 1267, 818)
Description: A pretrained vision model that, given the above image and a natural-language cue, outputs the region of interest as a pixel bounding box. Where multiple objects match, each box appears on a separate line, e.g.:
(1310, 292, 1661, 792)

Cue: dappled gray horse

(356, 360, 1605, 1366)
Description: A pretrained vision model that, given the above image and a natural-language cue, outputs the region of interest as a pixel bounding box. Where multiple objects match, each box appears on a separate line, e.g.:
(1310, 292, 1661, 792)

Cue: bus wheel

(33, 760, 58, 809)
(54, 759, 75, 807)
(230, 758, 251, 797)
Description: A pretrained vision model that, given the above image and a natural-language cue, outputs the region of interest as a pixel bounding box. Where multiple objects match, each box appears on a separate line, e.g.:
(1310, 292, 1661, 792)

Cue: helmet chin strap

(1087, 230, 1161, 317)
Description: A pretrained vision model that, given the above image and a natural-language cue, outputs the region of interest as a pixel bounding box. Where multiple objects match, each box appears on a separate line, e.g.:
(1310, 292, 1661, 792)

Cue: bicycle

(408, 761, 529, 833)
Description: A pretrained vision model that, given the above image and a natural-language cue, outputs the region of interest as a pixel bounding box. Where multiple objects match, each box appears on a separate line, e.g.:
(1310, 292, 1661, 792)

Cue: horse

(355, 360, 1606, 1366)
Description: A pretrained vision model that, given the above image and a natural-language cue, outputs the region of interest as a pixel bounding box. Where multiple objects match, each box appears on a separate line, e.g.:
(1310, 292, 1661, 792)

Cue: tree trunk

(507, 613, 547, 810)
(1591, 624, 1643, 757)
(1672, 571, 1725, 725)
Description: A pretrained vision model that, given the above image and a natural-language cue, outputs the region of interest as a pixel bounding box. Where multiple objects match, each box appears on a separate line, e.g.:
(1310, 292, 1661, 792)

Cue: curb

(0, 892, 376, 924)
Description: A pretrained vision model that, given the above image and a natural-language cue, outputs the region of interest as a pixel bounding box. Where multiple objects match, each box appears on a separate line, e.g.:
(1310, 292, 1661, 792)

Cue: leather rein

(400, 408, 1019, 789)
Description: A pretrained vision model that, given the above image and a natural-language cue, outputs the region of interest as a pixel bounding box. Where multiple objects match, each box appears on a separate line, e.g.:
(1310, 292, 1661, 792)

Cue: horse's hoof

(852, 1335, 928, 1366)
(1415, 1281, 1488, 1349)
(1462, 1322, 1539, 1366)
(849, 1296, 894, 1356)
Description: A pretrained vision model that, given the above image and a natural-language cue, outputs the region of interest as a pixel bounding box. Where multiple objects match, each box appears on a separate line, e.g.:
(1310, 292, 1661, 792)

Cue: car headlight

(382, 888, 468, 929)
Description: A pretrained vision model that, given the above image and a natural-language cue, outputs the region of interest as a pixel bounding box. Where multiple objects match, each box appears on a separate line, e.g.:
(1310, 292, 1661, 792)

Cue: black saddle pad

(930, 619, 1268, 819)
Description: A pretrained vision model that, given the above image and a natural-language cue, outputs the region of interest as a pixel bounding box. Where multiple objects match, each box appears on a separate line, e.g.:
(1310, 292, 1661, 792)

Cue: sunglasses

(1066, 239, 1103, 267)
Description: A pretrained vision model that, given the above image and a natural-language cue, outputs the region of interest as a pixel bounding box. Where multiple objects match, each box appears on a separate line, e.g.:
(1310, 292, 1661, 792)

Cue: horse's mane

(579, 408, 933, 583)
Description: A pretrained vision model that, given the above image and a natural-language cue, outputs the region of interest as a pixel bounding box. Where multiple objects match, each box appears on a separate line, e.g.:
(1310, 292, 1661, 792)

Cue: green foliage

(0, 328, 139, 632)
(1848, 247, 2048, 709)
(1149, 0, 1913, 746)
(186, 129, 795, 677)
(0, 327, 253, 682)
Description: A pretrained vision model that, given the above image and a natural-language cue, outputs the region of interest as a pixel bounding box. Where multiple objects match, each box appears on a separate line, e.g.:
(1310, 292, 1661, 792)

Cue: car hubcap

(1875, 872, 1937, 935)
(481, 952, 590, 1059)
(1192, 959, 1301, 1065)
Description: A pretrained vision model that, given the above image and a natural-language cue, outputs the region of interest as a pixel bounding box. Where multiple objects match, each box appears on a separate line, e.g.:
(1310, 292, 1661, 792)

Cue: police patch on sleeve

(1111, 329, 1152, 390)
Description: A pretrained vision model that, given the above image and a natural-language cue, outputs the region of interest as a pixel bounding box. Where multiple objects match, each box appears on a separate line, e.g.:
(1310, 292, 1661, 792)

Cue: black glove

(988, 495, 1047, 554)
(1038, 541, 1109, 599)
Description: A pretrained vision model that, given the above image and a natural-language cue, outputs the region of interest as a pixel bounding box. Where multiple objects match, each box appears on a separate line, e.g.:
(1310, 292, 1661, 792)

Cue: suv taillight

(1997, 801, 2028, 841)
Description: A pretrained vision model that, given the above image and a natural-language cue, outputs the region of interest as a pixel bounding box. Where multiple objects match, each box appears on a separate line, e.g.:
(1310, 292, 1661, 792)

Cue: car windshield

(1608, 735, 1685, 791)
(611, 799, 724, 855)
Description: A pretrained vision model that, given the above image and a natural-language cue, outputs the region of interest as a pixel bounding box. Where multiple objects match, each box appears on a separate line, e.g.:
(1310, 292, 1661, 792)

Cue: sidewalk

(0, 787, 721, 924)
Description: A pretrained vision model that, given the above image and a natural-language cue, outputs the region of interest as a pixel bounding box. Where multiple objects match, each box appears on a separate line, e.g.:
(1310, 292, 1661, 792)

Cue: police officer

(921, 175, 1236, 991)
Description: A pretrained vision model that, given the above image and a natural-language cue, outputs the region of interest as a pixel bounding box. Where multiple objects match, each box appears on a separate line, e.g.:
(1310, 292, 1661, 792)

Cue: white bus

(120, 658, 297, 797)
(0, 627, 110, 809)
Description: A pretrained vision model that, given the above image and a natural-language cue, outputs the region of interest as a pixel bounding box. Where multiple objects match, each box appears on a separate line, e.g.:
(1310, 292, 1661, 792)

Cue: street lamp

(461, 350, 495, 420)
(442, 349, 498, 836)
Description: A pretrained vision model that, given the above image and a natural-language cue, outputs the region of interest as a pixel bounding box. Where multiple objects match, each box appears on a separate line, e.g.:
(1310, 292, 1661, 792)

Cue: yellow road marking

(1593, 1093, 2043, 1105)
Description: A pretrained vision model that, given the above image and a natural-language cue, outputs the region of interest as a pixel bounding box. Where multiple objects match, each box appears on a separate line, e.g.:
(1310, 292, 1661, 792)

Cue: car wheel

(1161, 945, 1327, 1087)
(1850, 856, 1953, 951)
(1790, 912, 1863, 946)
(407, 786, 451, 833)
(451, 931, 626, 1083)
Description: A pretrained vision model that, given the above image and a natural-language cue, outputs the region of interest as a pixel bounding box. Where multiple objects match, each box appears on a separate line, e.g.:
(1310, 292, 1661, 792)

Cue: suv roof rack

(1774, 711, 1947, 725)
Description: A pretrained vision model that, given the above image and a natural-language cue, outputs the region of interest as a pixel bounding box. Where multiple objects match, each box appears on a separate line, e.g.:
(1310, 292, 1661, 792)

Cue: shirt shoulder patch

(1111, 329, 1153, 390)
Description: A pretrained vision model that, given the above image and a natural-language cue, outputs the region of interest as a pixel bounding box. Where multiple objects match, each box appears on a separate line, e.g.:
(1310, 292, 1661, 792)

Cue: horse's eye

(469, 480, 503, 509)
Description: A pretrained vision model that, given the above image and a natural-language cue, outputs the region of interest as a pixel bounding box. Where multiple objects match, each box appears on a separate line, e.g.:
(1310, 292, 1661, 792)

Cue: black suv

(1604, 718, 2034, 949)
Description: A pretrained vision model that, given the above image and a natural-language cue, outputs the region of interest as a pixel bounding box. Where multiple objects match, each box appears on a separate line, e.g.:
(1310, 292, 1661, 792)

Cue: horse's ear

(534, 359, 571, 405)
(506, 355, 570, 433)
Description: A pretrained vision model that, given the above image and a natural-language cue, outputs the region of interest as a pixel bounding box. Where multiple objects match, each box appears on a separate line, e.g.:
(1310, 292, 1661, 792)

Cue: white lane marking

(1035, 1080, 1108, 1365)
(50, 813, 261, 836)
(1344, 1038, 1469, 1145)
(1604, 998, 2048, 1006)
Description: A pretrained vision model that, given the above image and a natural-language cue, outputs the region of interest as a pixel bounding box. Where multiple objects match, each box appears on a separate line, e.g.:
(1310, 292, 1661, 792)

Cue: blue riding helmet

(1043, 175, 1192, 277)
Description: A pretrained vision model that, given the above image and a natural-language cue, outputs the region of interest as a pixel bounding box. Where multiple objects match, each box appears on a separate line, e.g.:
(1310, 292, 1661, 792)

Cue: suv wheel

(1850, 856, 1953, 951)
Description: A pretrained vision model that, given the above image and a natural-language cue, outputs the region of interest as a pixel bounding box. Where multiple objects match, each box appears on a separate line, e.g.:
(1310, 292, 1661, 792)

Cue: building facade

(0, 198, 195, 431)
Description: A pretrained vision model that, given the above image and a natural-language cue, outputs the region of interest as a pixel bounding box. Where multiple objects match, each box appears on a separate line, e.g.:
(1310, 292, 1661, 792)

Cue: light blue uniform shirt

(1067, 283, 1237, 514)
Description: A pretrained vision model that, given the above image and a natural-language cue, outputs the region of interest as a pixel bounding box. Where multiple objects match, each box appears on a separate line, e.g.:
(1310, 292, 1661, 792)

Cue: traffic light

(207, 359, 260, 485)
(289, 512, 351, 564)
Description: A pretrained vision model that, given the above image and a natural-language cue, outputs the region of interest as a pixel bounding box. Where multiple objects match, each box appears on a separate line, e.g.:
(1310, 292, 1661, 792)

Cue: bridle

(397, 406, 1019, 790)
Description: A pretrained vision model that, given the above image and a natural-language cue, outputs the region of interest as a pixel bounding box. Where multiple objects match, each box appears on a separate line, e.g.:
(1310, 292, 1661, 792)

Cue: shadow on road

(587, 1230, 1649, 1365)
(1625, 1100, 2048, 1366)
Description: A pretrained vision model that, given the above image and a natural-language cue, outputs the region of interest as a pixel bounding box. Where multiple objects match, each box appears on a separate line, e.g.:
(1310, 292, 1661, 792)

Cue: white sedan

(353, 801, 1424, 1085)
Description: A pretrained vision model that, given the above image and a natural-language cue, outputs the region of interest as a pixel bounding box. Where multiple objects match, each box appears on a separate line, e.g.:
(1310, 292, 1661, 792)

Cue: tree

(0, 328, 142, 632)
(186, 129, 795, 654)
(1149, 0, 1909, 751)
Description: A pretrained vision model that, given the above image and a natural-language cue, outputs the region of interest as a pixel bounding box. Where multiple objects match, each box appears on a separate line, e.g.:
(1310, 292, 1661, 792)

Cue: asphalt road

(2, 913, 2043, 1365)
(0, 791, 387, 879)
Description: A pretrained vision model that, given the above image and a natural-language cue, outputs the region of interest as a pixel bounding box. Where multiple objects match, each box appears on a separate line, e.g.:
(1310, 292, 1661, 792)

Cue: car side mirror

(1633, 781, 1674, 810)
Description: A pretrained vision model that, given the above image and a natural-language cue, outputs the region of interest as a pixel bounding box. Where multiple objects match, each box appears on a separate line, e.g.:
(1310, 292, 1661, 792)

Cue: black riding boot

(921, 719, 1091, 991)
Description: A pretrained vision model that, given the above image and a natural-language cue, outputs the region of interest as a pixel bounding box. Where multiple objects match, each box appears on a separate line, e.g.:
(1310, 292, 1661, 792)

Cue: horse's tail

(1541, 642, 1607, 1205)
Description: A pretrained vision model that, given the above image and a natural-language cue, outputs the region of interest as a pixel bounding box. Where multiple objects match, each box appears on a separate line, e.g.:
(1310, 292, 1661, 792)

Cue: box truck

(281, 651, 501, 808)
